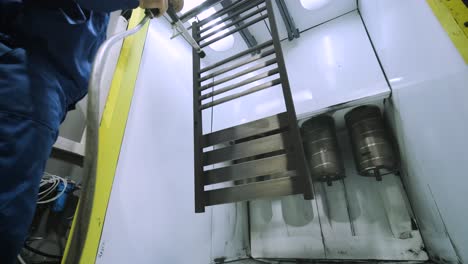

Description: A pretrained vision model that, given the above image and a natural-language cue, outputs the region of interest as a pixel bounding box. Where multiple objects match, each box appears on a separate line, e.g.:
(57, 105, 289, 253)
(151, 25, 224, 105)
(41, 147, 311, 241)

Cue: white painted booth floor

(250, 127, 427, 261)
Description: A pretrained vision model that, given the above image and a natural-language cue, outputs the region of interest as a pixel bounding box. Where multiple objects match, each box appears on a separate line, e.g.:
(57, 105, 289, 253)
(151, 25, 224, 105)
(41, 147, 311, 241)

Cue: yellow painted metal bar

(427, 0, 468, 63)
(62, 9, 149, 263)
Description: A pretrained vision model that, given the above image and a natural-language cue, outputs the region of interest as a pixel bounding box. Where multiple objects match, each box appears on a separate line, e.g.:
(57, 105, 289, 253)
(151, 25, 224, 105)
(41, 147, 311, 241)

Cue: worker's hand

(140, 0, 168, 16)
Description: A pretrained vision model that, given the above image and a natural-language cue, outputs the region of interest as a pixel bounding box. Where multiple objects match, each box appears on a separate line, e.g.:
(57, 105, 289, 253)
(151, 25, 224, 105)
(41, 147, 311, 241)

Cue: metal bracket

(275, 0, 300, 41)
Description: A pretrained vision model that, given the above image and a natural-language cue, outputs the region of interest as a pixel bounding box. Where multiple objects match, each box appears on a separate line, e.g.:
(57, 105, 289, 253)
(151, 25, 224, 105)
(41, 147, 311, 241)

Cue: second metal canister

(301, 115, 345, 186)
(345, 105, 397, 180)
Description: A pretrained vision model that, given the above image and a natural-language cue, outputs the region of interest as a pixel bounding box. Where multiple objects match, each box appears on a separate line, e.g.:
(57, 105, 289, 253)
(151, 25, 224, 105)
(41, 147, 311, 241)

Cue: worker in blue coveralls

(0, 0, 174, 262)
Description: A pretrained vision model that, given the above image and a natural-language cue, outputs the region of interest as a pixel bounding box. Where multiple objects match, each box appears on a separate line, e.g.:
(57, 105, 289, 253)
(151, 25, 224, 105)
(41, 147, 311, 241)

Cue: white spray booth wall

(95, 18, 249, 264)
(95, 1, 466, 263)
(360, 1, 468, 263)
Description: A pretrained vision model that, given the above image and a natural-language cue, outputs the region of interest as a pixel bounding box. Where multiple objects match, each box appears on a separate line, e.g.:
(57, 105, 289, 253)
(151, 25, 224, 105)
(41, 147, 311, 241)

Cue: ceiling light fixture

(300, 0, 330, 10)
(180, 0, 207, 14)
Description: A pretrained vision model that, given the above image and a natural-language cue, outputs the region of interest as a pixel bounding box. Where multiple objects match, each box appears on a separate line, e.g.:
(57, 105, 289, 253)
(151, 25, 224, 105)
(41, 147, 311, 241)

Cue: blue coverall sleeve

(75, 0, 139, 12)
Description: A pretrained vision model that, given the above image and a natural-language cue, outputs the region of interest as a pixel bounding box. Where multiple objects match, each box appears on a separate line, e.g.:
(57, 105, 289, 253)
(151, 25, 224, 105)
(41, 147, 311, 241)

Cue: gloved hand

(139, 0, 168, 16)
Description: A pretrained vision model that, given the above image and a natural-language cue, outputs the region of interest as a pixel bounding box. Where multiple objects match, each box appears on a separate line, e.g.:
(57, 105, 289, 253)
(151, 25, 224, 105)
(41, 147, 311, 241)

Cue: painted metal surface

(194, 0, 313, 211)
(96, 18, 249, 264)
(359, 0, 468, 262)
(207, 11, 421, 258)
(211, 11, 389, 132)
(283, 11, 390, 120)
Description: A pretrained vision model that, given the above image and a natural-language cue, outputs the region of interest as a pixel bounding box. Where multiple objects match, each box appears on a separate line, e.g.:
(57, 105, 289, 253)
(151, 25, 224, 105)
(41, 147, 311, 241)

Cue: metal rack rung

(192, 0, 313, 213)
(205, 176, 303, 206)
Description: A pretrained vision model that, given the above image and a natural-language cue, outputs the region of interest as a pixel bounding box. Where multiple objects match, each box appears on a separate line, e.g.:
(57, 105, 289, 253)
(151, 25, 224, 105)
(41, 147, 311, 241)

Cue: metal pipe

(200, 14, 268, 48)
(197, 0, 256, 27)
(201, 78, 282, 109)
(199, 48, 275, 82)
(200, 68, 279, 100)
(165, 7, 206, 57)
(199, 0, 265, 35)
(175, 19, 206, 57)
(198, 6, 266, 42)
(200, 57, 277, 91)
(192, 21, 206, 213)
(265, 0, 313, 199)
(220, 0, 260, 48)
(200, 40, 273, 73)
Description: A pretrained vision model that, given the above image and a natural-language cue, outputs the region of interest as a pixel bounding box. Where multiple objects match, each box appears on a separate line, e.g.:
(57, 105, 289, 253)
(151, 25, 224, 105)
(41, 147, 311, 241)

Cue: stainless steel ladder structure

(192, 0, 312, 213)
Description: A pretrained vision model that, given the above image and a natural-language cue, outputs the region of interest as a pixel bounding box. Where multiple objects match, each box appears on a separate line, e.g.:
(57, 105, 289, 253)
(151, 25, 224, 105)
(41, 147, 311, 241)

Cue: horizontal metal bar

(200, 57, 277, 91)
(199, 6, 267, 42)
(204, 132, 287, 165)
(202, 112, 288, 147)
(200, 40, 273, 74)
(198, 0, 260, 27)
(197, 0, 246, 26)
(221, 0, 259, 48)
(200, 49, 275, 83)
(205, 176, 303, 206)
(232, 170, 297, 185)
(204, 154, 293, 185)
(201, 78, 282, 110)
(200, 68, 279, 101)
(200, 14, 268, 48)
(199, 0, 265, 35)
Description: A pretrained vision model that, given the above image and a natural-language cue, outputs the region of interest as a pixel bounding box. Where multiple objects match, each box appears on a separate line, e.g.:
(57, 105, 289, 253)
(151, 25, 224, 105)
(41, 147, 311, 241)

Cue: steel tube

(200, 68, 279, 100)
(200, 14, 268, 48)
(201, 78, 281, 110)
(200, 49, 275, 82)
(265, 0, 313, 199)
(200, 58, 277, 91)
(199, 6, 267, 42)
(199, 0, 264, 34)
(192, 21, 206, 213)
(198, 0, 261, 27)
(200, 40, 273, 73)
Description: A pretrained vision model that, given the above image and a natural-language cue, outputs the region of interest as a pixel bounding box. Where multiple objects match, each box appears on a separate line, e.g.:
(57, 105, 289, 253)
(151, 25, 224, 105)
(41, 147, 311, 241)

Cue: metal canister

(345, 105, 397, 180)
(301, 115, 345, 186)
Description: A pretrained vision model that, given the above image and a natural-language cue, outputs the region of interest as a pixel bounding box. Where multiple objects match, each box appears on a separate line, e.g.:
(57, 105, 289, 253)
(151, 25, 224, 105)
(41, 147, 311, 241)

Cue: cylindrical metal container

(301, 115, 345, 186)
(345, 105, 397, 180)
